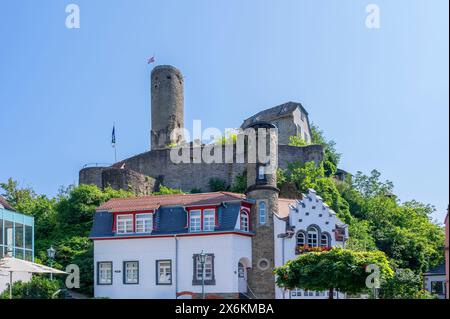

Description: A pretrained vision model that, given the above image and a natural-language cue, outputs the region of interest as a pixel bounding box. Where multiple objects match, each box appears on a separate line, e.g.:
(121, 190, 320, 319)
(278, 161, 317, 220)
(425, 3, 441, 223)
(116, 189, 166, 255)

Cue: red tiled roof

(0, 196, 15, 211)
(97, 192, 249, 212)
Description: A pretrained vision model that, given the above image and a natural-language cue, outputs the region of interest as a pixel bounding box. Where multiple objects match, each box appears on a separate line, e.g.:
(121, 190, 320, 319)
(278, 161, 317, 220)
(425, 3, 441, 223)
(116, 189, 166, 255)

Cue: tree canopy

(274, 248, 393, 298)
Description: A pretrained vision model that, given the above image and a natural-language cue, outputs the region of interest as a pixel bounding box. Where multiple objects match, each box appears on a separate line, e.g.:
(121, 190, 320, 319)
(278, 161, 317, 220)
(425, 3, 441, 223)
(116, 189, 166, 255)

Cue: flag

(147, 55, 155, 64)
(112, 125, 116, 147)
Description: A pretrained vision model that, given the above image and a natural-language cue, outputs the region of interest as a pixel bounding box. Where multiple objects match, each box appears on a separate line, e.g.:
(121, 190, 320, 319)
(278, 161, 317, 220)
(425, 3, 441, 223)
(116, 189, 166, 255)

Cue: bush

(0, 275, 62, 299)
(209, 178, 228, 192)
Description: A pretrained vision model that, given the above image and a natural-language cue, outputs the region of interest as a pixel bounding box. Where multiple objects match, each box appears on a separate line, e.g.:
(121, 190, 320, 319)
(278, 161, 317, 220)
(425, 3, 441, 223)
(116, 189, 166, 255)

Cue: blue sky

(0, 1, 448, 222)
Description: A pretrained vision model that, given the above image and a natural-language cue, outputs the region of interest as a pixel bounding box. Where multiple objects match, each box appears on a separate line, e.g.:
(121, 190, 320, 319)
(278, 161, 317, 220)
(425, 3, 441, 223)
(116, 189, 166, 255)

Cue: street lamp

(199, 250, 207, 299)
(47, 246, 56, 280)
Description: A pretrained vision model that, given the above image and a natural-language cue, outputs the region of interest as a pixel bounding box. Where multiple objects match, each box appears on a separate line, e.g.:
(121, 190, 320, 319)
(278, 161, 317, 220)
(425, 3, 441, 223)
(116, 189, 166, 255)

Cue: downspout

(282, 236, 285, 299)
(174, 235, 178, 299)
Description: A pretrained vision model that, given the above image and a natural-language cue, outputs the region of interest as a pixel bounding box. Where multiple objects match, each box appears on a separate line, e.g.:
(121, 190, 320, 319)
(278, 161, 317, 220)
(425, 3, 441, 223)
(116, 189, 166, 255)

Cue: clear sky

(0, 1, 448, 222)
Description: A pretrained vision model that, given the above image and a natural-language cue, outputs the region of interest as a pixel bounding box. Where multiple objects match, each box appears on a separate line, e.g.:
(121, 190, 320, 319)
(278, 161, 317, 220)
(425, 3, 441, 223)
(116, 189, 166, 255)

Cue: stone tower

(151, 65, 184, 150)
(245, 122, 279, 299)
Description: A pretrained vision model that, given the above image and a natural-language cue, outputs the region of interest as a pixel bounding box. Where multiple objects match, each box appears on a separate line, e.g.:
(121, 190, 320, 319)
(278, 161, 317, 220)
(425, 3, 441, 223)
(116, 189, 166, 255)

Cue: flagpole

(112, 122, 117, 163)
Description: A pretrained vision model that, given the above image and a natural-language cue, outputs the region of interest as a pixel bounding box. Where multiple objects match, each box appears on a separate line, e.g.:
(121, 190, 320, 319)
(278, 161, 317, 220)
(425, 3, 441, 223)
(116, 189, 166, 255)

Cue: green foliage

(215, 132, 237, 145)
(153, 185, 184, 195)
(0, 180, 135, 296)
(288, 134, 309, 146)
(284, 161, 352, 223)
(0, 275, 62, 299)
(323, 160, 337, 177)
(190, 188, 203, 194)
(310, 124, 341, 166)
(274, 248, 393, 298)
(230, 171, 247, 193)
(208, 178, 228, 192)
(379, 268, 435, 299)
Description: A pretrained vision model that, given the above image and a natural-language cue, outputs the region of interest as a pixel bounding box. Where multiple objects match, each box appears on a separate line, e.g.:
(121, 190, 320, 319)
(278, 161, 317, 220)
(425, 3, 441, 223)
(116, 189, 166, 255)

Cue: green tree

(274, 248, 393, 299)
(310, 124, 341, 166)
(153, 185, 184, 195)
(230, 171, 247, 193)
(288, 134, 309, 146)
(208, 177, 228, 192)
(0, 275, 62, 299)
(379, 268, 435, 299)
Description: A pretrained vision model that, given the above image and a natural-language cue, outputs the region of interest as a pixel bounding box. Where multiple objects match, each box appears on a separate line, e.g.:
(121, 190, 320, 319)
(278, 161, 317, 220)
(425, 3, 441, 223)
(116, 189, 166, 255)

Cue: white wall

(0, 271, 32, 295)
(94, 234, 252, 299)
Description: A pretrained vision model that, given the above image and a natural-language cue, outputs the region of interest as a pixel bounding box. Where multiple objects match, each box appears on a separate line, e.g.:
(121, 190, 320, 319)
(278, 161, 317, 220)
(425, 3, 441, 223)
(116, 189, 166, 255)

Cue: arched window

(307, 226, 319, 247)
(321, 232, 330, 247)
(296, 232, 305, 246)
(259, 202, 266, 225)
(240, 211, 249, 232)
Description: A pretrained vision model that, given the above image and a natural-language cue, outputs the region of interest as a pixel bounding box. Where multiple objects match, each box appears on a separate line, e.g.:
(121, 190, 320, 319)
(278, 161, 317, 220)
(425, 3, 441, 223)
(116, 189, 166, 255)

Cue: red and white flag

(147, 56, 155, 64)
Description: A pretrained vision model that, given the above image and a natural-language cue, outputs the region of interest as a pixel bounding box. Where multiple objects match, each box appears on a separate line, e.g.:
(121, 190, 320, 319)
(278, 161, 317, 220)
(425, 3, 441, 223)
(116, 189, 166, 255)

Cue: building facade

(274, 189, 348, 299)
(445, 210, 449, 299)
(90, 192, 254, 299)
(0, 196, 34, 293)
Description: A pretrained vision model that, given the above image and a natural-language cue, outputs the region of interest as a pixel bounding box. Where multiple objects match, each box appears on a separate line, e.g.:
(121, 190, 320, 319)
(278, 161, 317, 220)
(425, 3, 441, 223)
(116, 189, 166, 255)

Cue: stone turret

(245, 122, 279, 299)
(151, 65, 184, 150)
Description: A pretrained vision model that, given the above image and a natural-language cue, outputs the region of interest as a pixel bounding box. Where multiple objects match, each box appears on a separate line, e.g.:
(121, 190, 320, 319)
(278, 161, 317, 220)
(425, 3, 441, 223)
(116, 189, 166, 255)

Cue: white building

(90, 192, 253, 299)
(423, 264, 446, 299)
(90, 188, 348, 299)
(274, 189, 348, 299)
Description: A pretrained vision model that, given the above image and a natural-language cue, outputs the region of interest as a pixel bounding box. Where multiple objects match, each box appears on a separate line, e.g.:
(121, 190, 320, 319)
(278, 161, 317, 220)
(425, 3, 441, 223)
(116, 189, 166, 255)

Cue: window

(193, 254, 215, 285)
(240, 211, 249, 231)
(321, 233, 330, 247)
(259, 202, 266, 225)
(123, 261, 139, 284)
(296, 232, 305, 246)
(97, 262, 112, 285)
(307, 226, 319, 247)
(431, 281, 444, 295)
(156, 260, 172, 285)
(258, 165, 265, 180)
(117, 215, 133, 234)
(136, 213, 153, 233)
(189, 210, 201, 232)
(203, 209, 215, 231)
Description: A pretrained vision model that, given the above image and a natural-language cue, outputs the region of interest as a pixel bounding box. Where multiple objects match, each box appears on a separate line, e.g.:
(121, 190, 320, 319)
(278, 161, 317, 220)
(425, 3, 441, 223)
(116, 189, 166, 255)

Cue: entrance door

(238, 262, 247, 294)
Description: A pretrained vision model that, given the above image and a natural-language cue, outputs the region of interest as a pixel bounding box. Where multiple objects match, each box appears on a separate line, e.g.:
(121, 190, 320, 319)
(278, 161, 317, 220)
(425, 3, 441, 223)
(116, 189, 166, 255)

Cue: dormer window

(189, 210, 202, 232)
(136, 214, 153, 233)
(117, 215, 133, 234)
(188, 208, 217, 232)
(203, 209, 215, 231)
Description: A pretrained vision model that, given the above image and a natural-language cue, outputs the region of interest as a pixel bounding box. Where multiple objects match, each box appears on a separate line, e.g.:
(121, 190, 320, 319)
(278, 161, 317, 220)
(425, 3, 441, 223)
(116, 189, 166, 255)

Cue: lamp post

(47, 246, 56, 280)
(199, 250, 207, 299)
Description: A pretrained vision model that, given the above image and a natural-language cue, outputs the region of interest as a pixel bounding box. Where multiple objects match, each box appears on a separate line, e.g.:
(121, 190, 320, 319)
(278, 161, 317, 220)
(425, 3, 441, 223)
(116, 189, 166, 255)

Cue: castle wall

(79, 144, 324, 193)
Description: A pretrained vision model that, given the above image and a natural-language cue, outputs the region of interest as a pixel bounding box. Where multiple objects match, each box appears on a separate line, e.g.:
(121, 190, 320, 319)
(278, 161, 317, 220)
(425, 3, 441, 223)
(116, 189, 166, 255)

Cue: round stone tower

(151, 65, 184, 150)
(245, 122, 279, 299)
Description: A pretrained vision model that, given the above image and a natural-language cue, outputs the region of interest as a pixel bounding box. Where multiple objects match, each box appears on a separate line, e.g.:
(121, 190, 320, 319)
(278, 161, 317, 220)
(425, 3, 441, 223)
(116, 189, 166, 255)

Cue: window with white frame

(123, 261, 139, 284)
(296, 232, 305, 246)
(193, 254, 215, 285)
(156, 260, 172, 285)
(135, 213, 153, 233)
(307, 226, 319, 246)
(240, 211, 249, 231)
(117, 215, 133, 234)
(189, 210, 201, 232)
(320, 233, 329, 247)
(97, 262, 112, 285)
(203, 209, 215, 231)
(259, 202, 266, 225)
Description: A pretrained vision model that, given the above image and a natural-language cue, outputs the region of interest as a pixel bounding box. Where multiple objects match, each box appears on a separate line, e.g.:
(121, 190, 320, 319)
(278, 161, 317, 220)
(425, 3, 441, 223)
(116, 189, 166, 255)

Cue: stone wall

(101, 167, 157, 195)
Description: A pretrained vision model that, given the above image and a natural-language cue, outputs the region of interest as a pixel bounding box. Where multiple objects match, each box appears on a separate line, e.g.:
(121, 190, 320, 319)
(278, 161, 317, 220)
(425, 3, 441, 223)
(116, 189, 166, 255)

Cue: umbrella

(0, 256, 67, 299)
